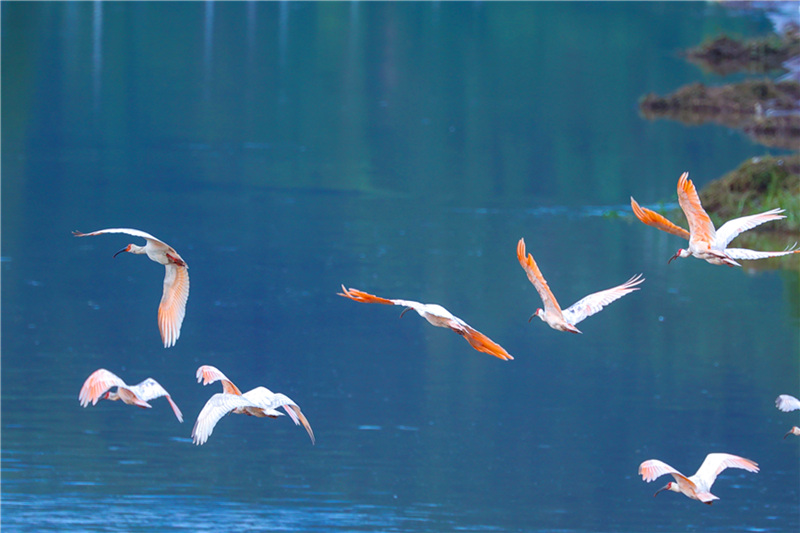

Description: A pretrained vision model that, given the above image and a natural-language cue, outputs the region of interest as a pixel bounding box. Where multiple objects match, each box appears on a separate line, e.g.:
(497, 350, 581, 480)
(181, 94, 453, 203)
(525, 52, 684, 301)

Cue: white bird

(776, 394, 800, 412)
(631, 172, 797, 266)
(192, 365, 315, 446)
(775, 395, 800, 439)
(639, 453, 759, 504)
(338, 285, 513, 360)
(79, 368, 183, 422)
(74, 228, 189, 348)
(516, 238, 643, 334)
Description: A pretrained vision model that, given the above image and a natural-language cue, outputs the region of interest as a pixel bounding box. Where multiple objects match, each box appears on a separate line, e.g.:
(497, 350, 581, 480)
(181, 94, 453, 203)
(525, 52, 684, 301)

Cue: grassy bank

(699, 155, 800, 233)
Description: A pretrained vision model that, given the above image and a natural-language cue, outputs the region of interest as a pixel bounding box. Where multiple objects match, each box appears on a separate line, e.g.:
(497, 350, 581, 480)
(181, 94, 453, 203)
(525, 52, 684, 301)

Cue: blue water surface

(3, 2, 799, 532)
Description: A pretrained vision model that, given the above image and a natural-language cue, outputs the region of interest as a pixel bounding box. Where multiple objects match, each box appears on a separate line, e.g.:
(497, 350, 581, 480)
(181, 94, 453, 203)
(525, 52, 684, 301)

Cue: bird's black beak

(528, 313, 535, 323)
(667, 251, 680, 264)
(113, 246, 129, 258)
(399, 307, 412, 319)
(653, 485, 669, 497)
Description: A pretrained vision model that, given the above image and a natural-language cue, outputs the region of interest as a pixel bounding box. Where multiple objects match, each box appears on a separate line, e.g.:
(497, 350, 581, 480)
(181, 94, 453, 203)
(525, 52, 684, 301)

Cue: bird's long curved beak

(653, 485, 669, 497)
(784, 430, 793, 439)
(667, 252, 680, 264)
(527, 313, 536, 323)
(399, 307, 412, 319)
(113, 245, 130, 258)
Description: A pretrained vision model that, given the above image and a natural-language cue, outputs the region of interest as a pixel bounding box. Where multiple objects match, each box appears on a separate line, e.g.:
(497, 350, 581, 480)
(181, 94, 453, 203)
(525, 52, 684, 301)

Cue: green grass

(699, 155, 800, 233)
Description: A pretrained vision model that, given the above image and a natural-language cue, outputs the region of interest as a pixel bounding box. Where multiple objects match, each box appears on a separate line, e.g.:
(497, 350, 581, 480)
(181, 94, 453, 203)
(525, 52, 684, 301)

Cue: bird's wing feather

(630, 197, 691, 240)
(130, 378, 169, 402)
(776, 394, 800, 412)
(562, 274, 644, 326)
(165, 395, 184, 423)
(338, 285, 399, 305)
(694, 453, 759, 489)
(724, 246, 799, 260)
(72, 228, 166, 246)
(676, 172, 717, 245)
(192, 393, 256, 445)
(79, 369, 126, 406)
(455, 323, 513, 361)
(517, 238, 563, 316)
(339, 285, 431, 318)
(639, 459, 695, 487)
(639, 459, 680, 482)
(284, 404, 315, 444)
(195, 365, 242, 395)
(130, 378, 183, 422)
(159, 264, 190, 348)
(714, 209, 785, 249)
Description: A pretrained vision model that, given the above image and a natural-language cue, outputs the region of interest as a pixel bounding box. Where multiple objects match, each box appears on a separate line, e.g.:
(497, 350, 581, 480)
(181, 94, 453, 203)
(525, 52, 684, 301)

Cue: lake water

(2, 2, 799, 532)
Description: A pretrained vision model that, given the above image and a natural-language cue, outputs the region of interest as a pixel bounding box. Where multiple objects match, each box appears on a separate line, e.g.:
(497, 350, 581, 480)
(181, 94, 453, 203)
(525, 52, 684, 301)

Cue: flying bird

(775, 395, 800, 439)
(638, 453, 759, 504)
(516, 238, 643, 334)
(73, 228, 189, 347)
(79, 368, 183, 422)
(630, 172, 797, 266)
(338, 285, 513, 360)
(192, 365, 315, 445)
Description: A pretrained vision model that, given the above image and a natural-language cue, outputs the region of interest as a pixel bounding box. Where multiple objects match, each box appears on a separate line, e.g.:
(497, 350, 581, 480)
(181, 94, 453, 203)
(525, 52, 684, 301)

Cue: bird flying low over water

(79, 368, 183, 422)
(338, 285, 513, 361)
(73, 228, 189, 348)
(630, 172, 798, 266)
(192, 365, 315, 446)
(639, 453, 759, 504)
(775, 394, 800, 438)
(516, 238, 643, 334)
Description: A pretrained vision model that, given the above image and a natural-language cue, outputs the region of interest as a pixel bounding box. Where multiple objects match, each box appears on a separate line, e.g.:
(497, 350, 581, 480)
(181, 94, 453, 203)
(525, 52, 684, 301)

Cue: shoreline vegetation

(685, 32, 800, 76)
(637, 22, 799, 253)
(639, 79, 800, 150)
(700, 155, 799, 234)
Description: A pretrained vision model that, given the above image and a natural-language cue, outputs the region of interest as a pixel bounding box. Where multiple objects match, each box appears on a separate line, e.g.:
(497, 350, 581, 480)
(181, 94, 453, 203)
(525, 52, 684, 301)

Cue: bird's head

(654, 482, 678, 497)
(528, 308, 544, 323)
(103, 391, 119, 401)
(113, 243, 146, 257)
(668, 249, 690, 264)
(784, 426, 800, 439)
(113, 244, 133, 258)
